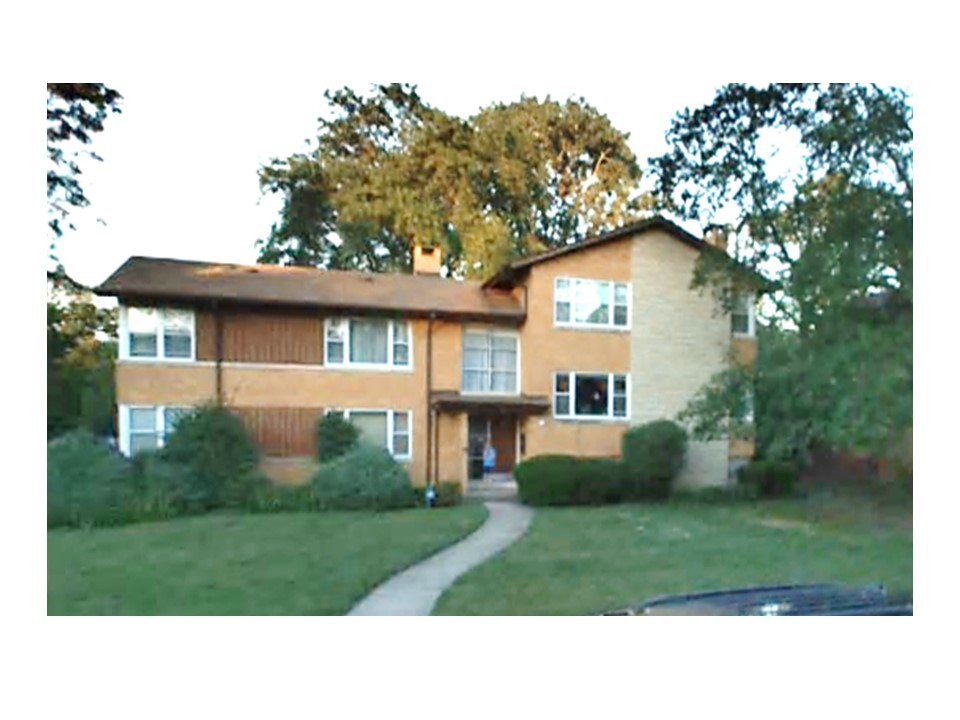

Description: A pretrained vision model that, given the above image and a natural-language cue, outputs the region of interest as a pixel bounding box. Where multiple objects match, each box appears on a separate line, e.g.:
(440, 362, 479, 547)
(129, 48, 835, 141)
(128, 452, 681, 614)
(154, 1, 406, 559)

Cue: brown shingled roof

(96, 256, 525, 323)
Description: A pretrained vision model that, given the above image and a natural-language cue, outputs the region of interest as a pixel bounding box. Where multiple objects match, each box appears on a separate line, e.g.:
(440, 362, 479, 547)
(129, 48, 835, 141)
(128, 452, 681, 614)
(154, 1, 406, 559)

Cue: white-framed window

(732, 294, 756, 337)
(553, 372, 629, 421)
(554, 277, 630, 330)
(326, 408, 412, 460)
(324, 318, 412, 369)
(120, 305, 196, 361)
(120, 404, 192, 456)
(462, 328, 519, 394)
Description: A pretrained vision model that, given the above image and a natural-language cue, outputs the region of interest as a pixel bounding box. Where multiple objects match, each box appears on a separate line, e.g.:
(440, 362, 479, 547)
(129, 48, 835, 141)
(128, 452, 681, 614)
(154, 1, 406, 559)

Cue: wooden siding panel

(234, 406, 323, 457)
(221, 310, 324, 364)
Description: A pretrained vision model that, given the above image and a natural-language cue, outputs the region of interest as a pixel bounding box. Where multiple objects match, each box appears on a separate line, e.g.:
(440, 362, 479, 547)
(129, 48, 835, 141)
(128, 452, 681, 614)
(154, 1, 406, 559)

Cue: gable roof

(483, 215, 707, 288)
(95, 256, 525, 323)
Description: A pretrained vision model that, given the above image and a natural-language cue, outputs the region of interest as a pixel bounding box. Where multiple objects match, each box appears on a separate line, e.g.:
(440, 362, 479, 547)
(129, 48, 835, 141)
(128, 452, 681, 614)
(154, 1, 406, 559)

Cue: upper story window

(120, 306, 195, 361)
(553, 371, 629, 421)
(732, 294, 756, 337)
(325, 318, 412, 369)
(462, 328, 518, 394)
(554, 277, 630, 330)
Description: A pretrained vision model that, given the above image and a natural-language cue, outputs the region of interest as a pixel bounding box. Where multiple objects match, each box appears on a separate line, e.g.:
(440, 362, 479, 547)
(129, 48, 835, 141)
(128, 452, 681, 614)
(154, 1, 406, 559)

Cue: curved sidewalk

(348, 500, 533, 616)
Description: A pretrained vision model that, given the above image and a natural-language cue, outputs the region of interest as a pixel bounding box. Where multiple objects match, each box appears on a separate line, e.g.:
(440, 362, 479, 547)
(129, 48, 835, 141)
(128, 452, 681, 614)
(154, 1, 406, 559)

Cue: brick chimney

(704, 224, 728, 252)
(413, 245, 442, 275)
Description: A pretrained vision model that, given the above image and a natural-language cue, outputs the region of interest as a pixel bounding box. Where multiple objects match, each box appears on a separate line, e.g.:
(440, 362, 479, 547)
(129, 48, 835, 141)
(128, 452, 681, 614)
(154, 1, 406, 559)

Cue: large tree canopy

(257, 84, 644, 277)
(47, 83, 123, 255)
(656, 83, 912, 461)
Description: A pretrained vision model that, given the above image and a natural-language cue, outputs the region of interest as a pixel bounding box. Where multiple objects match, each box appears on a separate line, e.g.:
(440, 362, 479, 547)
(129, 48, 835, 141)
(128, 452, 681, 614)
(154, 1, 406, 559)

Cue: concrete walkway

(348, 500, 533, 616)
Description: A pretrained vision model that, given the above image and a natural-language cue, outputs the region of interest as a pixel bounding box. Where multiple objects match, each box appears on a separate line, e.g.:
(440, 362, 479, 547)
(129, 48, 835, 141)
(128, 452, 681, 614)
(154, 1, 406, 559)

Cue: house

(95, 216, 757, 489)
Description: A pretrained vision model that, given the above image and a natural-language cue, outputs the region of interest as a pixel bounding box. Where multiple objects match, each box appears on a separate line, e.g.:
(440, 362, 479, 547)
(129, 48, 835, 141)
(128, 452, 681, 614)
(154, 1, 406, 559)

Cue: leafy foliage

(736, 460, 800, 499)
(652, 84, 912, 459)
(47, 278, 118, 440)
(515, 455, 629, 507)
(620, 420, 689, 499)
(257, 84, 644, 278)
(160, 404, 265, 508)
(310, 443, 416, 511)
(432, 481, 463, 508)
(316, 413, 360, 462)
(47, 430, 135, 528)
(47, 83, 122, 248)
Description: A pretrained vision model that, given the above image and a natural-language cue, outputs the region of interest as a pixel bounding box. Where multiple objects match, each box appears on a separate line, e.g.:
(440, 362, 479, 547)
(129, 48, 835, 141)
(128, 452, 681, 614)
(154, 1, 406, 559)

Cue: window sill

(553, 322, 631, 333)
(324, 363, 414, 373)
(732, 332, 756, 340)
(119, 357, 202, 365)
(552, 415, 631, 424)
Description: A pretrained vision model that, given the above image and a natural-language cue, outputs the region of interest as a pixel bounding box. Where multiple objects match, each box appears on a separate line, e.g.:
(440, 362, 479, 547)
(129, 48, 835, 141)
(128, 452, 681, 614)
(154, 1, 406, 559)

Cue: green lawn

(48, 506, 487, 615)
(434, 496, 912, 615)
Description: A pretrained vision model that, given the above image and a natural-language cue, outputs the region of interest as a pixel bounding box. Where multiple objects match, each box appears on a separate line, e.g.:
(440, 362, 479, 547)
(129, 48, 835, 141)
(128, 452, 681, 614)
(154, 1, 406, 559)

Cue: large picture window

(462, 329, 518, 393)
(122, 306, 195, 361)
(325, 318, 412, 369)
(326, 409, 412, 459)
(121, 405, 192, 455)
(553, 372, 629, 420)
(554, 278, 630, 330)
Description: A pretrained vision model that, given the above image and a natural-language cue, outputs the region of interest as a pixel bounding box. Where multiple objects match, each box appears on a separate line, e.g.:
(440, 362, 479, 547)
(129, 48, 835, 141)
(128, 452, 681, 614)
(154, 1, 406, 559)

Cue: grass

(434, 494, 912, 615)
(48, 505, 487, 615)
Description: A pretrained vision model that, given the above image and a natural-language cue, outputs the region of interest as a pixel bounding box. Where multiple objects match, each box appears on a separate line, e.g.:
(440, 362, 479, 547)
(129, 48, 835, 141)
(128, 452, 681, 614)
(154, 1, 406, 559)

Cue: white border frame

(551, 370, 631, 423)
(460, 325, 521, 396)
(732, 293, 756, 338)
(118, 305, 197, 363)
(324, 407, 413, 461)
(118, 404, 193, 456)
(323, 317, 414, 372)
(553, 276, 632, 332)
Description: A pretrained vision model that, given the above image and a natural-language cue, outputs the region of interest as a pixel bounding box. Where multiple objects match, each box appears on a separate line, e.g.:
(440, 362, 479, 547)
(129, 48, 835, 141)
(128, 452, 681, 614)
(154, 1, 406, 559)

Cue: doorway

(467, 414, 517, 481)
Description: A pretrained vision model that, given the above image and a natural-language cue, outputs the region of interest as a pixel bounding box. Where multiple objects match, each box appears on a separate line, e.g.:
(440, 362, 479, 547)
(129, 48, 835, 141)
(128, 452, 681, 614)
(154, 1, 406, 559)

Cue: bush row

(49, 407, 461, 528)
(514, 419, 801, 507)
(515, 420, 689, 507)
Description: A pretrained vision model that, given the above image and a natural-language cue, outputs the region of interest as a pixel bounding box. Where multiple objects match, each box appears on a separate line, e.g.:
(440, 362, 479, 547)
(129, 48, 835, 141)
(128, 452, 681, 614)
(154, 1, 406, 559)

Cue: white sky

(57, 78, 732, 288)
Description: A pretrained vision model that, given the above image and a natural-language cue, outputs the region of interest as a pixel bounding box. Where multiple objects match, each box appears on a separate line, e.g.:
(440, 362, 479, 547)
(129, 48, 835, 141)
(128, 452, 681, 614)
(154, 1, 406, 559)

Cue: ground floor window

(553, 372, 629, 420)
(121, 405, 192, 455)
(326, 408, 412, 460)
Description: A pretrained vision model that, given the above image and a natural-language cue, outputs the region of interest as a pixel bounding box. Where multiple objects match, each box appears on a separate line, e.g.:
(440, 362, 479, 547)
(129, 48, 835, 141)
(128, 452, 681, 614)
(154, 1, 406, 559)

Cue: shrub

(160, 404, 264, 508)
(129, 452, 209, 518)
(433, 481, 464, 508)
(515, 455, 629, 507)
(47, 430, 136, 528)
(310, 443, 417, 511)
(621, 420, 688, 500)
(737, 460, 800, 499)
(246, 482, 317, 513)
(316, 413, 359, 462)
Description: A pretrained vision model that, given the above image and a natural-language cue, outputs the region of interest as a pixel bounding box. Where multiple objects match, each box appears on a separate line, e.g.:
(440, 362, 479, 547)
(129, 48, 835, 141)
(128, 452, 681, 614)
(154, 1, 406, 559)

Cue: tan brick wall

(116, 363, 217, 405)
(731, 336, 758, 366)
(629, 229, 731, 488)
(517, 237, 632, 458)
(436, 411, 467, 486)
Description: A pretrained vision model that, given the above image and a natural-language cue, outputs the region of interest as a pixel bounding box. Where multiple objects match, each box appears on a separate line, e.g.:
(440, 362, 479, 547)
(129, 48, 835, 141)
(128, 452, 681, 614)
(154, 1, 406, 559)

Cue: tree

(47, 276, 118, 439)
(656, 83, 912, 461)
(47, 83, 123, 255)
(257, 84, 644, 278)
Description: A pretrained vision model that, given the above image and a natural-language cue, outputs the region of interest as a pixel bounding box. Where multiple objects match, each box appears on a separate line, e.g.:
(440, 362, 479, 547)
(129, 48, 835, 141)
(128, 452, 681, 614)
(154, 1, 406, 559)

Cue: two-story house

(95, 216, 756, 490)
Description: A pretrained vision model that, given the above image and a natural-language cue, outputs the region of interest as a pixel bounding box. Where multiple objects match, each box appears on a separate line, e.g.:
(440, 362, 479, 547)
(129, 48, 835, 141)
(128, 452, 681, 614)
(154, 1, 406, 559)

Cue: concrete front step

(466, 481, 519, 501)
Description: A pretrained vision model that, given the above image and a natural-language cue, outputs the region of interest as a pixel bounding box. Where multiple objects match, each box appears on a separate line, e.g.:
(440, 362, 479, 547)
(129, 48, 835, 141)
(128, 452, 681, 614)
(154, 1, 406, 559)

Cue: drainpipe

(426, 313, 435, 486)
(214, 300, 223, 404)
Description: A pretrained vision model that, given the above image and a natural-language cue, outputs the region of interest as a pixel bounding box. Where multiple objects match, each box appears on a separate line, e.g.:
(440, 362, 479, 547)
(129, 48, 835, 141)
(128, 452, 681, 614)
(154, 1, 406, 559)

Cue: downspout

(425, 313, 435, 486)
(214, 300, 224, 404)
